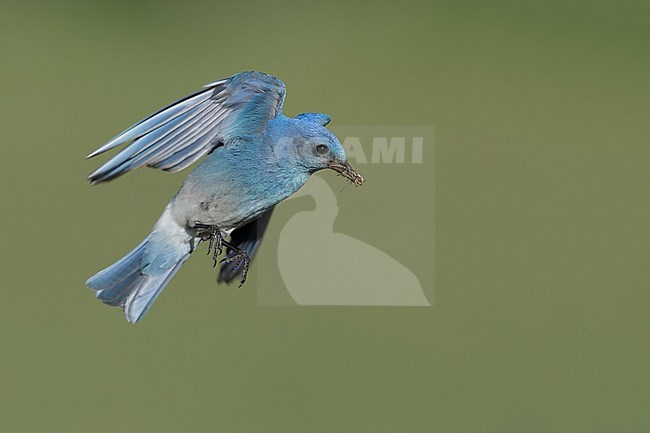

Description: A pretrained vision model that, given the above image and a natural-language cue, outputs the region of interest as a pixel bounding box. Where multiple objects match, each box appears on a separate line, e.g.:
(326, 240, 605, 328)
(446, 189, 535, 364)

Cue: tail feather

(123, 259, 186, 323)
(97, 266, 142, 307)
(87, 205, 192, 323)
(87, 237, 150, 306)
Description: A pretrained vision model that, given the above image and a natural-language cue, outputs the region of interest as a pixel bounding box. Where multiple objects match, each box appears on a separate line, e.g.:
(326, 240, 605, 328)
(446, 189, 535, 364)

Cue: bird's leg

(220, 239, 251, 287)
(191, 223, 250, 286)
(193, 223, 223, 267)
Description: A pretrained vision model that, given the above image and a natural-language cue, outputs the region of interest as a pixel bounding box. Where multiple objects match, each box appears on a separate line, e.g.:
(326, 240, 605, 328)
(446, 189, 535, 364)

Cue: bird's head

(291, 113, 364, 187)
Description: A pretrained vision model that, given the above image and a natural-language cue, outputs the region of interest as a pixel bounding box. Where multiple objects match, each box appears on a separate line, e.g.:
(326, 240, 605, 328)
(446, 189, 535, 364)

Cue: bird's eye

(316, 144, 329, 155)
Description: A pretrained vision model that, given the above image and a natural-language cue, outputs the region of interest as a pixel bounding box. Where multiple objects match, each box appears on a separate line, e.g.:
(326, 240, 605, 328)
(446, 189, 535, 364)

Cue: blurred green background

(1, 1, 648, 432)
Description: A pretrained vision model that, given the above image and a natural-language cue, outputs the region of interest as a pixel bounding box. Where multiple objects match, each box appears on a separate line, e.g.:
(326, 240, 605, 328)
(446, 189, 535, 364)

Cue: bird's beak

(327, 161, 364, 186)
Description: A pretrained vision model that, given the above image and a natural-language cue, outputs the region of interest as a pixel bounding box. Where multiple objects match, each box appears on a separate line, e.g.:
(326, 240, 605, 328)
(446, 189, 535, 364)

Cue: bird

(85, 71, 364, 323)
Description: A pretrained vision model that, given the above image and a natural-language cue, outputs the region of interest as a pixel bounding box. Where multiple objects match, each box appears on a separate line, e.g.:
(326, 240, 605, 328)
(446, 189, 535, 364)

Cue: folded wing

(87, 71, 286, 184)
(218, 207, 275, 284)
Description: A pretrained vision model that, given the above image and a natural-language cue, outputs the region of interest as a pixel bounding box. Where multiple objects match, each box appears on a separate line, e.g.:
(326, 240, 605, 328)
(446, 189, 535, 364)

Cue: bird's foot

(191, 224, 251, 286)
(220, 247, 251, 288)
(194, 224, 223, 266)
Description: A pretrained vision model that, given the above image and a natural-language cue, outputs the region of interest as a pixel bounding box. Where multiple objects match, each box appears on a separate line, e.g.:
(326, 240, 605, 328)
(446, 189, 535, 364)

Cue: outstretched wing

(87, 71, 286, 184)
(218, 207, 275, 284)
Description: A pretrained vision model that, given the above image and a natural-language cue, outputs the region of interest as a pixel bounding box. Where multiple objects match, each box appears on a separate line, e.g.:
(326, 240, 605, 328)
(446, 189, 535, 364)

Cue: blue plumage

(86, 71, 363, 323)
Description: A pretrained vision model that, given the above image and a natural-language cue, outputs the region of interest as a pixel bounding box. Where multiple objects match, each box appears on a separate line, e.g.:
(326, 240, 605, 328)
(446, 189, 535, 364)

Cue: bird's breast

(172, 154, 309, 230)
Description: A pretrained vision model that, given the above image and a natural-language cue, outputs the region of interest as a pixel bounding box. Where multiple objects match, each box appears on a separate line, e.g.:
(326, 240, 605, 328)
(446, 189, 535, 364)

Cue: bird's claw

(195, 224, 223, 266)
(220, 251, 251, 287)
(193, 224, 251, 286)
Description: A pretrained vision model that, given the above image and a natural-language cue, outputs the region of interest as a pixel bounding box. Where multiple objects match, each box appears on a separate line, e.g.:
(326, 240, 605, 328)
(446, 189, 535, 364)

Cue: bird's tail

(86, 205, 193, 323)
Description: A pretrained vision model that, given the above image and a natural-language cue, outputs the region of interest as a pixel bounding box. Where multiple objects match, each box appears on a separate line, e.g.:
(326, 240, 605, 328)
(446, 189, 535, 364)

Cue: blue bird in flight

(86, 71, 363, 323)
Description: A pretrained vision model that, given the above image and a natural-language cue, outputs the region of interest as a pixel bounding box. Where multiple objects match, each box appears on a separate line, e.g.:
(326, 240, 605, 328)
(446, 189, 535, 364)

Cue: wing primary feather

(203, 79, 227, 89)
(145, 107, 227, 163)
(88, 99, 231, 183)
(88, 108, 200, 182)
(92, 106, 226, 182)
(110, 100, 215, 166)
(151, 114, 226, 170)
(157, 144, 208, 172)
(86, 89, 212, 159)
(148, 108, 224, 168)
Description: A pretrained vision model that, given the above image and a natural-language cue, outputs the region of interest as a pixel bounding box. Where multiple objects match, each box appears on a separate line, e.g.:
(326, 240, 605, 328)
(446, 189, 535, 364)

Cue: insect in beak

(327, 161, 364, 186)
